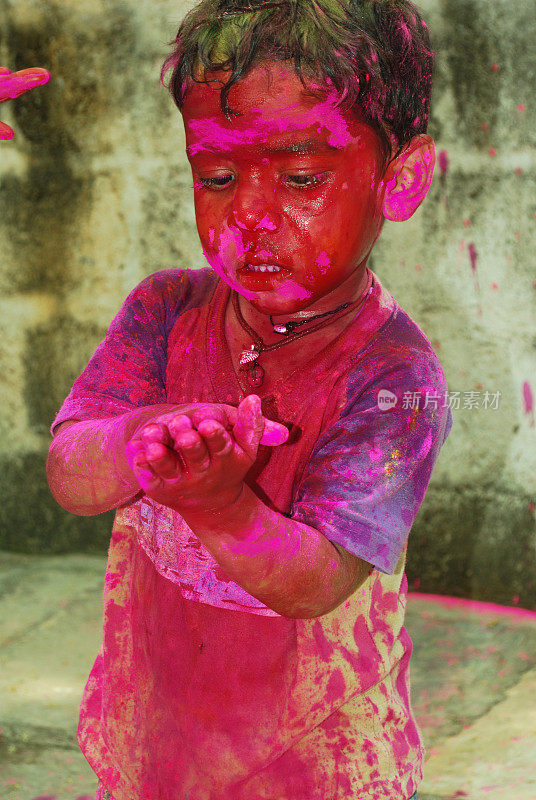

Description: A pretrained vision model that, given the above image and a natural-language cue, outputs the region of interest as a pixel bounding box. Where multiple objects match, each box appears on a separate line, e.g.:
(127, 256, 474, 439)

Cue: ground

(1, 551, 535, 800)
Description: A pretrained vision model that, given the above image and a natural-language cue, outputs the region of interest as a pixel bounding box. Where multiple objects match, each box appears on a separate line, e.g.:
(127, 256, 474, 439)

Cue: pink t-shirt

(52, 267, 452, 800)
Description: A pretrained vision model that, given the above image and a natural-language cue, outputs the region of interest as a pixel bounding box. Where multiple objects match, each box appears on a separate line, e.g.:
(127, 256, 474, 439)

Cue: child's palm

(126, 396, 288, 513)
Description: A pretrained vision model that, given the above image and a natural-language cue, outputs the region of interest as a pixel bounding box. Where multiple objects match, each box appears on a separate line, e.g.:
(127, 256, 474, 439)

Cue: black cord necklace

(232, 271, 375, 388)
(269, 300, 354, 335)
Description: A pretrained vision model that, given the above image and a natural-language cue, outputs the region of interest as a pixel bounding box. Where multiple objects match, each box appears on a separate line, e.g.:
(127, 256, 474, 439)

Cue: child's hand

(0, 67, 50, 140)
(125, 396, 289, 514)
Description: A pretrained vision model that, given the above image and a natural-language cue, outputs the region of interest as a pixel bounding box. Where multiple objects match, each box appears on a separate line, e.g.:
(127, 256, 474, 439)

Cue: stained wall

(0, 0, 534, 607)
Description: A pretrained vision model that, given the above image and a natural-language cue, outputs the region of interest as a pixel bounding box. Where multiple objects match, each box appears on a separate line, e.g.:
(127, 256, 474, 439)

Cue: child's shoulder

(360, 280, 449, 391)
(133, 266, 218, 306)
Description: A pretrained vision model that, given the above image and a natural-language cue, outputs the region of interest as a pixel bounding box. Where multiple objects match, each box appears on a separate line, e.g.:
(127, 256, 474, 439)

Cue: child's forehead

(184, 109, 356, 156)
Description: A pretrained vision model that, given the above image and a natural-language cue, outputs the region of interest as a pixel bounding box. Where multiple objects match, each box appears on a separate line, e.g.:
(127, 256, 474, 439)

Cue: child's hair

(160, 0, 435, 176)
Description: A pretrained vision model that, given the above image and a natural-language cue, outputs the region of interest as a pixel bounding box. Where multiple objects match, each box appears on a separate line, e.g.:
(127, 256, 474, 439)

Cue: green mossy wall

(1, 0, 535, 607)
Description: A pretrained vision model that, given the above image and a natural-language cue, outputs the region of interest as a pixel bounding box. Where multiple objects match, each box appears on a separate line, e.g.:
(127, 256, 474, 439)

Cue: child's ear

(381, 135, 436, 222)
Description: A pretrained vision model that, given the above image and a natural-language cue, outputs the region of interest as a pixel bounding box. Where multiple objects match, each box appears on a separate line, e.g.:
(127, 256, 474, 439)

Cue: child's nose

(230, 180, 281, 232)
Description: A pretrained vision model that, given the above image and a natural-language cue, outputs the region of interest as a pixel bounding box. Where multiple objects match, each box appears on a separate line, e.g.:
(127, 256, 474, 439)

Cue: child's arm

(47, 401, 288, 517)
(46, 404, 178, 516)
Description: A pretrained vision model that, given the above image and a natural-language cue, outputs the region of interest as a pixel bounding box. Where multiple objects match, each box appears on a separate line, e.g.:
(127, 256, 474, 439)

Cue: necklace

(231, 270, 375, 388)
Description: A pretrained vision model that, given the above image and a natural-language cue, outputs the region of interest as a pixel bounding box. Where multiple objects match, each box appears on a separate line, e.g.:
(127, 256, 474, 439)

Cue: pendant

(247, 361, 265, 387)
(273, 322, 290, 335)
(239, 344, 260, 365)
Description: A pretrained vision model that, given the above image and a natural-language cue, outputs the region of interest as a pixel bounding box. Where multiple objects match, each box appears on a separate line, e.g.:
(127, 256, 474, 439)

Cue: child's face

(182, 61, 388, 316)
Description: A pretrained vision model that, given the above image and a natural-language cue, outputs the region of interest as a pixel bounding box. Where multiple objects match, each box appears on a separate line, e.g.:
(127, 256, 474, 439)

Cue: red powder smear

(488, 147, 497, 157)
(437, 149, 449, 178)
(481, 122, 488, 130)
(522, 381, 534, 426)
(515, 167, 523, 175)
(408, 592, 536, 621)
(491, 282, 498, 290)
(468, 242, 478, 275)
(523, 381, 533, 411)
(491, 63, 499, 72)
(517, 103, 526, 112)
(463, 218, 471, 227)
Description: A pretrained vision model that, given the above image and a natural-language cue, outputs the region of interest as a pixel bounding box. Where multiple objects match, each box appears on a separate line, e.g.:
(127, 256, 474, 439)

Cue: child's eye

(196, 175, 234, 190)
(283, 173, 329, 189)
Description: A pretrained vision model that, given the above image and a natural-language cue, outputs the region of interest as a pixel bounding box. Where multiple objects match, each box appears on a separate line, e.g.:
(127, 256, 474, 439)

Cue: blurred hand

(0, 67, 51, 140)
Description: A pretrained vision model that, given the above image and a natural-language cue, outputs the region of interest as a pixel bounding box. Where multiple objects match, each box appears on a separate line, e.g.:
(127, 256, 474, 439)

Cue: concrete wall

(0, 0, 535, 607)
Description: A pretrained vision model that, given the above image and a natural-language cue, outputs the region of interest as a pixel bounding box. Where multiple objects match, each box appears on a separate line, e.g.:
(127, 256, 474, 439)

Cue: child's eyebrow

(186, 138, 343, 157)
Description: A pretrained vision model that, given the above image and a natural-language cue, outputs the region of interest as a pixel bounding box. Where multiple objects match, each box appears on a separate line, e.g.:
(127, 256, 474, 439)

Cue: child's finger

(140, 422, 173, 447)
(145, 441, 183, 481)
(0, 70, 49, 102)
(174, 428, 211, 473)
(0, 120, 14, 139)
(168, 414, 194, 448)
(233, 395, 264, 460)
(125, 437, 146, 468)
(133, 450, 154, 472)
(219, 402, 288, 446)
(132, 451, 161, 491)
(260, 420, 290, 446)
(191, 405, 230, 430)
(196, 419, 234, 457)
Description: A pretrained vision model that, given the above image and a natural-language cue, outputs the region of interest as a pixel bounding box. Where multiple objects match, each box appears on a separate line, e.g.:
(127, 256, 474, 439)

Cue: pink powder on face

(186, 86, 359, 155)
(315, 251, 331, 273)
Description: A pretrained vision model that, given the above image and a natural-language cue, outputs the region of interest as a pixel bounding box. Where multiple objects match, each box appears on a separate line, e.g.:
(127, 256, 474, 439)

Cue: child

(47, 0, 452, 798)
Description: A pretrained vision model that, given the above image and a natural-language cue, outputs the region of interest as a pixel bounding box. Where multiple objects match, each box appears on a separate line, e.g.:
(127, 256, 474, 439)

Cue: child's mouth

(237, 265, 291, 289)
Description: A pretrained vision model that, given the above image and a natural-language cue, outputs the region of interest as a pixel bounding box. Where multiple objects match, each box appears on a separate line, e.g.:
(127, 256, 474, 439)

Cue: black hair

(160, 0, 435, 175)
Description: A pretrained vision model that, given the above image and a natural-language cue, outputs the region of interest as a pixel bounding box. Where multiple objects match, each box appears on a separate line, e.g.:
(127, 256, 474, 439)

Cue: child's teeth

(249, 265, 281, 272)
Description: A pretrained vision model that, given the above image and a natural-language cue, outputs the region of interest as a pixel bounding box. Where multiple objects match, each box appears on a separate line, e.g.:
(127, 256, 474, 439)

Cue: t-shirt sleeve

(50, 269, 188, 436)
(290, 355, 453, 575)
